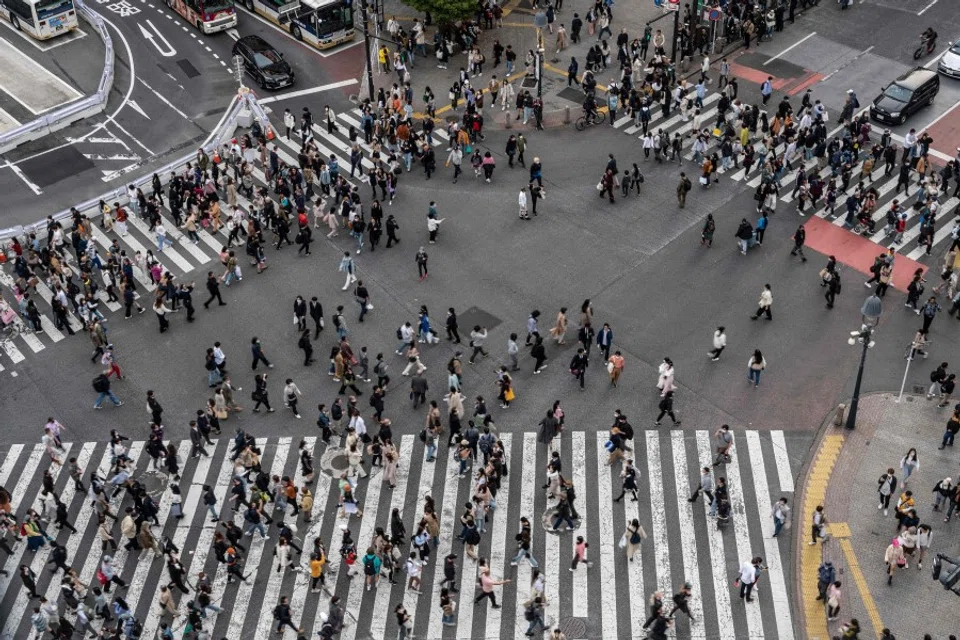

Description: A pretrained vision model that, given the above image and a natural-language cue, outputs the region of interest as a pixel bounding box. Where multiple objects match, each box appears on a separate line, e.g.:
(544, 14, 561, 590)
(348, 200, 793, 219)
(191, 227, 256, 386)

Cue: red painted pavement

(924, 100, 960, 160)
(729, 60, 789, 89)
(804, 217, 927, 292)
(787, 71, 825, 96)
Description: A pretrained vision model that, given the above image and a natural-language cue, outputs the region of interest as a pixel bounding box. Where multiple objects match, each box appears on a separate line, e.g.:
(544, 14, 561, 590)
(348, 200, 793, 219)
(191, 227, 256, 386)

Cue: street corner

(921, 99, 960, 161)
(801, 393, 960, 639)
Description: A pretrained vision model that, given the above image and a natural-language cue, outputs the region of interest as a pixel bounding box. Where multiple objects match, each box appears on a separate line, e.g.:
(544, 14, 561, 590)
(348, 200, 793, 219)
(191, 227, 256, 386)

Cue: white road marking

(595, 433, 622, 640)
(484, 432, 511, 640)
(0, 444, 23, 485)
(917, 0, 939, 15)
(544, 437, 559, 628)
(226, 438, 291, 640)
(695, 431, 735, 640)
(745, 432, 794, 640)
(724, 440, 764, 636)
(770, 431, 794, 493)
(511, 432, 537, 640)
(137, 77, 191, 120)
(670, 431, 704, 636)
(258, 79, 360, 105)
(370, 435, 413, 638)
(138, 19, 177, 57)
(764, 32, 817, 65)
(571, 431, 587, 617)
(4, 161, 42, 195)
(646, 431, 671, 595)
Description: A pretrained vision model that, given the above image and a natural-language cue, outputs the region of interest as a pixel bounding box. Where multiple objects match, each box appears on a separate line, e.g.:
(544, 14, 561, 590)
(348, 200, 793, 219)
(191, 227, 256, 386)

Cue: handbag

(699, 176, 709, 185)
(504, 388, 515, 402)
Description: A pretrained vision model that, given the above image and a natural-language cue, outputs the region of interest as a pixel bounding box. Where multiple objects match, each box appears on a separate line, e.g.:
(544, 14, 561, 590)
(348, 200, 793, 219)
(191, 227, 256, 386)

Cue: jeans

(943, 429, 956, 447)
(207, 504, 219, 520)
(246, 522, 266, 538)
(511, 548, 538, 568)
(773, 518, 784, 537)
(425, 442, 436, 460)
(526, 614, 545, 635)
(506, 60, 514, 75)
(157, 234, 170, 251)
(94, 390, 121, 408)
(748, 369, 762, 386)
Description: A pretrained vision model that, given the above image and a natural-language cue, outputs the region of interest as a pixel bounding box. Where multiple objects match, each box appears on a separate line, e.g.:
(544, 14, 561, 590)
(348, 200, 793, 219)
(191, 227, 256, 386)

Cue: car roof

(893, 68, 937, 89)
(237, 35, 274, 52)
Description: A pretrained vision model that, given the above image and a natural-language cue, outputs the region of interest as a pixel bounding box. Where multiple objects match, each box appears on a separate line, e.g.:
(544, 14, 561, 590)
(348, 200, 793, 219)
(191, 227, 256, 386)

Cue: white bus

(240, 0, 354, 51)
(0, 0, 78, 40)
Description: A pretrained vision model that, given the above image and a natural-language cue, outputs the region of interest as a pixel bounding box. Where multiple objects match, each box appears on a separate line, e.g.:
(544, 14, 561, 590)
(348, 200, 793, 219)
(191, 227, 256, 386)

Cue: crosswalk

(0, 108, 452, 371)
(604, 98, 960, 260)
(0, 427, 808, 639)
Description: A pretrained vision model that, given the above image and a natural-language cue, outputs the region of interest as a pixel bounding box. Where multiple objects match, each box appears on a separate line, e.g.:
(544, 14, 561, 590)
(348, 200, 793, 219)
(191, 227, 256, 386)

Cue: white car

(939, 38, 960, 79)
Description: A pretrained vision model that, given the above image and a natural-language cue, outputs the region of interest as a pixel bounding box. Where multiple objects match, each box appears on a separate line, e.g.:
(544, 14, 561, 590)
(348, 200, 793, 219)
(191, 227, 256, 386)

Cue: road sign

(663, 0, 680, 10)
(708, 7, 722, 20)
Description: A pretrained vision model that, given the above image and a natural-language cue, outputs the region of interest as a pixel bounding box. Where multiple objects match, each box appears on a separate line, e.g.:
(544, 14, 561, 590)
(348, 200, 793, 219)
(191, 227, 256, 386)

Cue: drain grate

(557, 617, 586, 637)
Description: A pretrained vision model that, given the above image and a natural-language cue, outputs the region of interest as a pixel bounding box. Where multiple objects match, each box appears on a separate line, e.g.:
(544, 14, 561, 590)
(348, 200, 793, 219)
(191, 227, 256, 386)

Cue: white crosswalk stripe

(0, 406, 801, 635)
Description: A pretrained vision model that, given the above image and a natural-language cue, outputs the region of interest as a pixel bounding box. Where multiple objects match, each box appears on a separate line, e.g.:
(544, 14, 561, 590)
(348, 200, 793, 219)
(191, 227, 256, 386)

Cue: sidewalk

(795, 392, 959, 640)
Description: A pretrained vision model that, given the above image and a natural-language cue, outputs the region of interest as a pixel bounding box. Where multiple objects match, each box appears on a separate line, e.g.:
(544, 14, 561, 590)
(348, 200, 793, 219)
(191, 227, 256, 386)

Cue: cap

(846, 89, 854, 94)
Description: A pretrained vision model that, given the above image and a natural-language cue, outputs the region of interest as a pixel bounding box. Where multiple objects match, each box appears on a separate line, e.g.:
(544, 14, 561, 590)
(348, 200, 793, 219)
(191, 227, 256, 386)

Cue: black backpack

(364, 555, 376, 575)
(92, 375, 108, 393)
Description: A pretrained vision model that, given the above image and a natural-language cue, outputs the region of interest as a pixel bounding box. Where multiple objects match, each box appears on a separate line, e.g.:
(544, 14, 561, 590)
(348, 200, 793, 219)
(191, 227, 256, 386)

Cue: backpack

(682, 178, 692, 192)
(364, 556, 376, 575)
(92, 375, 109, 393)
(419, 429, 427, 443)
(396, 327, 404, 340)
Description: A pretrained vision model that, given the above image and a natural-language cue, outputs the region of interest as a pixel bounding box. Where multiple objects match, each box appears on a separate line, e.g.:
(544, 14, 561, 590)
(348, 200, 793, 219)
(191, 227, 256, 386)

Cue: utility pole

(671, 5, 680, 63)
(358, 0, 375, 102)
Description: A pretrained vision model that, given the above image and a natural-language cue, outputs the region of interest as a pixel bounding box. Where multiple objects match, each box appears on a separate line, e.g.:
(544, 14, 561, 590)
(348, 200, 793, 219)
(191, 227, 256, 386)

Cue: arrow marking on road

(138, 19, 176, 57)
(126, 99, 151, 120)
(226, 28, 240, 41)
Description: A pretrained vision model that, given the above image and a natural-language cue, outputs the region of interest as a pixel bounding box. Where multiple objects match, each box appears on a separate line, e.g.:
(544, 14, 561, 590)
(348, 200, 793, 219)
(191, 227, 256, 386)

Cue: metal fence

(0, 89, 270, 244)
(0, 0, 113, 155)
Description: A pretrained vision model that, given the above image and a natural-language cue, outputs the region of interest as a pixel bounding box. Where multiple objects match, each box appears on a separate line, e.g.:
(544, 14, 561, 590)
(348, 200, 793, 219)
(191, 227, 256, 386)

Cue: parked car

(869, 68, 940, 125)
(938, 37, 960, 79)
(232, 34, 294, 90)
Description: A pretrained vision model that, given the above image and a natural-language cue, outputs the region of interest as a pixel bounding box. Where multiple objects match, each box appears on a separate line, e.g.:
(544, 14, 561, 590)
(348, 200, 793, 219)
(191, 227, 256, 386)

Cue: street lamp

(844, 294, 883, 430)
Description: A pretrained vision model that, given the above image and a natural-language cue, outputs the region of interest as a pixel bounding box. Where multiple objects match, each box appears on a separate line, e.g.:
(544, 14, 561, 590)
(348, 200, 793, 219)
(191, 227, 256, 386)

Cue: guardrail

(0, 89, 270, 245)
(0, 0, 113, 155)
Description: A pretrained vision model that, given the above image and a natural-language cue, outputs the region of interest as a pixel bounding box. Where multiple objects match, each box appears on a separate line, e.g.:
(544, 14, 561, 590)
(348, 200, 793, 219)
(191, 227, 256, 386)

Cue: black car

(232, 35, 294, 90)
(869, 67, 940, 125)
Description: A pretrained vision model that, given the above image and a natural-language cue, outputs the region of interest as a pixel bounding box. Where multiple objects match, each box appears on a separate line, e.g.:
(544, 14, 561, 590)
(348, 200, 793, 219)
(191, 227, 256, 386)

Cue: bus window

(35, 0, 70, 20)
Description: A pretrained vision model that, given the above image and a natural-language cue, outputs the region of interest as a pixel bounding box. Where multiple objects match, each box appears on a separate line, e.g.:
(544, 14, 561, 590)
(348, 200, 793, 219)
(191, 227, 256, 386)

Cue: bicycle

(574, 111, 606, 131)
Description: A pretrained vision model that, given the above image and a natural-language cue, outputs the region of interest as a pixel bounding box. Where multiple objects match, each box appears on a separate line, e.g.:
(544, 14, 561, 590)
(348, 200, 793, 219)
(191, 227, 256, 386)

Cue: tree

(400, 0, 476, 26)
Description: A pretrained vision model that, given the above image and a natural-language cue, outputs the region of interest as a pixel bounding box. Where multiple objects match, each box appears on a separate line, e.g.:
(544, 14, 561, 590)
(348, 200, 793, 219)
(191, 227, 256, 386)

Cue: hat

(846, 89, 854, 94)
(461, 439, 469, 445)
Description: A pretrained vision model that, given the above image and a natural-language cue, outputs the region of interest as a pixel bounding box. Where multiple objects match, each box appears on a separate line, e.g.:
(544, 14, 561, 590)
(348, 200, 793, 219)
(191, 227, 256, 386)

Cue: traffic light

(933, 554, 960, 595)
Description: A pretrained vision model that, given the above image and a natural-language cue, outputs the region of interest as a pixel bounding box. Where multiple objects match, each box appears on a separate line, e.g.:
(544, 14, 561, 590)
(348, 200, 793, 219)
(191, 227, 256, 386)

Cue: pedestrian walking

(677, 172, 692, 208)
(771, 497, 790, 537)
(736, 556, 763, 602)
(621, 518, 647, 562)
(654, 391, 680, 426)
(884, 538, 904, 585)
(708, 326, 726, 360)
(750, 284, 773, 320)
(747, 350, 767, 387)
(790, 225, 808, 262)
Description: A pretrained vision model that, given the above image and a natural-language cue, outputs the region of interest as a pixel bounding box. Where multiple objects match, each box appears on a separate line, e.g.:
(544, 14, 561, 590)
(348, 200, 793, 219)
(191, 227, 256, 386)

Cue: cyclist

(582, 93, 598, 125)
(921, 27, 938, 53)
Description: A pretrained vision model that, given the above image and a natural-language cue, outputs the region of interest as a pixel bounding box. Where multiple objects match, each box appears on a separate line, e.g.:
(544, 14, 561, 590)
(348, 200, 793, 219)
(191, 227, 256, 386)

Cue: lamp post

(845, 294, 883, 430)
(358, 0, 375, 102)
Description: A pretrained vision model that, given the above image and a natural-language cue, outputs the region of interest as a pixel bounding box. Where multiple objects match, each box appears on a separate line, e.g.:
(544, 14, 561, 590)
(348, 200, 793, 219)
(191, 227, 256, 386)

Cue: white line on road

(725, 440, 765, 637)
(670, 431, 704, 636)
(746, 432, 795, 640)
(695, 431, 735, 640)
(571, 431, 587, 617)
(4, 161, 42, 195)
(764, 32, 817, 65)
(257, 79, 360, 105)
(770, 431, 794, 493)
(484, 432, 511, 640)
(646, 432, 671, 594)
(137, 77, 191, 120)
(918, 0, 938, 15)
(594, 433, 621, 640)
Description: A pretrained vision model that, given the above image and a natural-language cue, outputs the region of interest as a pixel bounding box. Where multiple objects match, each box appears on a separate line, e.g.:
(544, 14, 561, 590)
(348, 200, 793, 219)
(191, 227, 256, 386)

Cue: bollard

(833, 404, 846, 427)
(564, 106, 571, 124)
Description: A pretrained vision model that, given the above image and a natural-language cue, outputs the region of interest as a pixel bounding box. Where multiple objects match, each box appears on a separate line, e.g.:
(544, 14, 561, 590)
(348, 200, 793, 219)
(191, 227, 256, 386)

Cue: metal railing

(0, 0, 114, 154)
(0, 89, 270, 245)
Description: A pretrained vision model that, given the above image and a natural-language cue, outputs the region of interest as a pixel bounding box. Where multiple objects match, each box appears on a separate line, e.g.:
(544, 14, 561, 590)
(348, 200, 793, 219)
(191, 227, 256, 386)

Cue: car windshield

(253, 49, 282, 68)
(951, 40, 960, 55)
(883, 84, 913, 103)
(203, 0, 234, 12)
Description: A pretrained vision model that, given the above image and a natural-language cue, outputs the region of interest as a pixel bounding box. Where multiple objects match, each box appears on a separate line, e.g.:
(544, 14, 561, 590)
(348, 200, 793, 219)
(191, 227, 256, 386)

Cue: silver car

(939, 38, 960, 79)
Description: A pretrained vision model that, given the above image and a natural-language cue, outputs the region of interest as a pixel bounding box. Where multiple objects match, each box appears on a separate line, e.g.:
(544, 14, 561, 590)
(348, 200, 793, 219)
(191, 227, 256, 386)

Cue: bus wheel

(10, 15, 20, 30)
(291, 25, 302, 41)
(244, 0, 253, 10)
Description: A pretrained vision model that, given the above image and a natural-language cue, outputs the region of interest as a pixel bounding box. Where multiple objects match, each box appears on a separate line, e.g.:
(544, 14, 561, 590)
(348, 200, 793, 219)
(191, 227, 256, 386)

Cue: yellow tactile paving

(800, 434, 844, 640)
(839, 538, 886, 636)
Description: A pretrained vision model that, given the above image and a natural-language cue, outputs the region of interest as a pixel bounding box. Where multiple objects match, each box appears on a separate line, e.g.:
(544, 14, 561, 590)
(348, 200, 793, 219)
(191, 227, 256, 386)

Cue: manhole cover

(139, 471, 168, 498)
(320, 447, 351, 476)
(456, 306, 502, 333)
(557, 617, 586, 637)
(520, 75, 538, 89)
